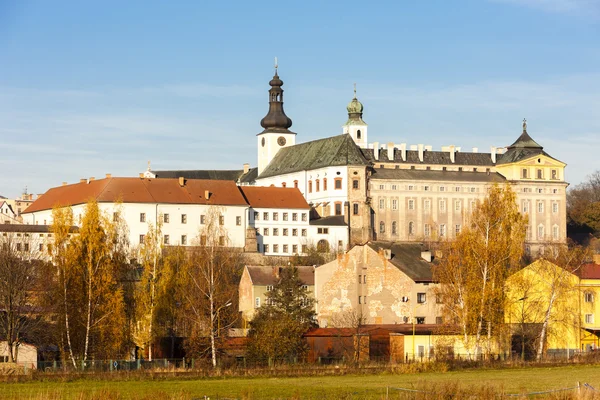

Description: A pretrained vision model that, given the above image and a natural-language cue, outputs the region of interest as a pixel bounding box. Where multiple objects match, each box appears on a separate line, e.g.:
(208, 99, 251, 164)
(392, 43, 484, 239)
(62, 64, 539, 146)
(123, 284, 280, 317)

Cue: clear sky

(1, 0, 599, 198)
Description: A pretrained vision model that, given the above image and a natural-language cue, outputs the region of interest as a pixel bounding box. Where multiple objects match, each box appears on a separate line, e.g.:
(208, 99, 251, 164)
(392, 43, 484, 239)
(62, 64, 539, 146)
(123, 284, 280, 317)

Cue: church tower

(343, 85, 368, 148)
(257, 61, 296, 175)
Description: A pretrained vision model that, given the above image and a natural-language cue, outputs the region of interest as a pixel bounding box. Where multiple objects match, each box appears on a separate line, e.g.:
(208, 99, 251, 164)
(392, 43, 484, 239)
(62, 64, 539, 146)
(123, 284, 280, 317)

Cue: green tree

(247, 266, 316, 362)
(433, 184, 527, 357)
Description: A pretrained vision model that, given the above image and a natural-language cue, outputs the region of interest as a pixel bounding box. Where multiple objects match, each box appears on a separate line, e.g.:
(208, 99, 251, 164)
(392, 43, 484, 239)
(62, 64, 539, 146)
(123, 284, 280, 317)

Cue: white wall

(23, 202, 248, 249)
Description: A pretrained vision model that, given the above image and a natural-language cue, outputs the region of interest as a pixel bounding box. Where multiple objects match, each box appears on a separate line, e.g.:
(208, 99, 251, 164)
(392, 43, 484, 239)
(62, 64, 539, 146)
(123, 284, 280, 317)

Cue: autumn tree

(179, 206, 243, 367)
(48, 201, 128, 366)
(133, 220, 163, 361)
(433, 184, 527, 358)
(508, 244, 590, 361)
(48, 206, 78, 367)
(0, 232, 44, 363)
(247, 266, 316, 362)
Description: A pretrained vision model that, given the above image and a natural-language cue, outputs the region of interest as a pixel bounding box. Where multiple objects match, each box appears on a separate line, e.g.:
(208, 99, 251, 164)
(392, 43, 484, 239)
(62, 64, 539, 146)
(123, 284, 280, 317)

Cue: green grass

(3, 364, 600, 399)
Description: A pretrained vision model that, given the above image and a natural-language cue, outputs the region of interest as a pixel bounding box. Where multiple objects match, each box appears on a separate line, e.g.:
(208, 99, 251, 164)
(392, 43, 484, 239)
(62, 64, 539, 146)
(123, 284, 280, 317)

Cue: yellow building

(505, 259, 600, 358)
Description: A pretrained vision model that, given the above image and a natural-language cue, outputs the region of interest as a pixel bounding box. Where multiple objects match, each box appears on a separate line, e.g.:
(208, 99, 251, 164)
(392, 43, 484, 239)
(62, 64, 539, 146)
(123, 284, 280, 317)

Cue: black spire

(259, 63, 293, 134)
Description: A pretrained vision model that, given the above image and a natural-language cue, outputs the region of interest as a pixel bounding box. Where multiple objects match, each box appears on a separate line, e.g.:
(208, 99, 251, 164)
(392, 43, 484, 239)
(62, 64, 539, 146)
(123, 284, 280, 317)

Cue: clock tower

(257, 61, 296, 176)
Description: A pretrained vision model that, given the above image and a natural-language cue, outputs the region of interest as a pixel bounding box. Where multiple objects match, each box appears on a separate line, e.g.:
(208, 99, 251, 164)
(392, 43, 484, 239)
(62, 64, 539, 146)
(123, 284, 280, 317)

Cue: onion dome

(259, 68, 293, 133)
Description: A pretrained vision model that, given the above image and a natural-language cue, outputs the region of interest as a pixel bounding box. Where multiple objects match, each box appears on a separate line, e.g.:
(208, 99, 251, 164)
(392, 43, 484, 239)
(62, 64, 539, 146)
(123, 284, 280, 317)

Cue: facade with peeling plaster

(315, 242, 443, 327)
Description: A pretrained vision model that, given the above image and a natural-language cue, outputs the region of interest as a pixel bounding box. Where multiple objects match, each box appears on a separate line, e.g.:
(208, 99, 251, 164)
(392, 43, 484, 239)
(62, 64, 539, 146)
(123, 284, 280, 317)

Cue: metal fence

(27, 350, 593, 372)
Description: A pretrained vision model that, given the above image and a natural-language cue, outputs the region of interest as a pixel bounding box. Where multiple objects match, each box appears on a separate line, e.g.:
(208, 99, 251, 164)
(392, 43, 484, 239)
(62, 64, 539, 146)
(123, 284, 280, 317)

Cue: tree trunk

(537, 290, 557, 362)
(83, 264, 93, 365)
(62, 270, 77, 369)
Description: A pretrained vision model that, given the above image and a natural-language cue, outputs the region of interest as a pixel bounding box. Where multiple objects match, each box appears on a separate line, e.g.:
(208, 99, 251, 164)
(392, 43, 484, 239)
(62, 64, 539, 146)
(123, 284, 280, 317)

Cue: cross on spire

(274, 57, 278, 74)
(523, 118, 527, 132)
(353, 83, 357, 99)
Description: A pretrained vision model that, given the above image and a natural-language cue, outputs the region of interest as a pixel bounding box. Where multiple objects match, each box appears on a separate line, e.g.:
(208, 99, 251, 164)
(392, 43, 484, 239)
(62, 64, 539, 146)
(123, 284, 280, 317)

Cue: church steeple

(257, 59, 296, 176)
(343, 83, 368, 148)
(260, 59, 294, 133)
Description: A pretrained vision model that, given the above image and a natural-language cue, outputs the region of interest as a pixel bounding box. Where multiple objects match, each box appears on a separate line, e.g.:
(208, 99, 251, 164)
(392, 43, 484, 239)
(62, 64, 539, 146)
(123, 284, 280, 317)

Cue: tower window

(357, 130, 362, 139)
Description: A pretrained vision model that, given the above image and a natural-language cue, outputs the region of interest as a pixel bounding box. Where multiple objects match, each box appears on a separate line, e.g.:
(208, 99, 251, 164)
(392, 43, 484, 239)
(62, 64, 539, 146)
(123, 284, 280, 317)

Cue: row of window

(139, 234, 226, 246)
(373, 184, 481, 193)
(258, 227, 307, 237)
(253, 211, 307, 222)
(522, 201, 560, 214)
(2, 242, 49, 252)
(308, 178, 343, 193)
(138, 213, 241, 226)
(255, 294, 309, 308)
(378, 221, 460, 237)
(522, 187, 560, 194)
(259, 243, 307, 254)
(521, 168, 559, 180)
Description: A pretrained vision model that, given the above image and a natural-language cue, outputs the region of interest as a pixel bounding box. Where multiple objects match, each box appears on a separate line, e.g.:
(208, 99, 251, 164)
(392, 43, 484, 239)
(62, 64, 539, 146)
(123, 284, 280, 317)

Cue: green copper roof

(258, 134, 370, 179)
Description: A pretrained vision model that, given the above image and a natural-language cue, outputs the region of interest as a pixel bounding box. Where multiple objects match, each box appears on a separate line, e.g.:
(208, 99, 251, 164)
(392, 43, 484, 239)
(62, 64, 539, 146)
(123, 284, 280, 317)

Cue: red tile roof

(579, 263, 600, 280)
(239, 186, 309, 209)
(24, 177, 248, 213)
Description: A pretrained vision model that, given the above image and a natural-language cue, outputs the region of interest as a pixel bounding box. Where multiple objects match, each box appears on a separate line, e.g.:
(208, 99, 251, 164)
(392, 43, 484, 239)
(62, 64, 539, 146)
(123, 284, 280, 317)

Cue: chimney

(418, 144, 424, 163)
(89, 177, 95, 182)
(62, 182, 68, 186)
(421, 251, 432, 262)
(383, 249, 392, 260)
(205, 190, 211, 200)
(387, 142, 395, 161)
(178, 177, 186, 187)
(450, 145, 456, 163)
(399, 143, 407, 161)
(80, 178, 87, 184)
(373, 142, 380, 161)
(105, 173, 112, 179)
(472, 147, 478, 153)
(491, 146, 497, 163)
(243, 163, 250, 174)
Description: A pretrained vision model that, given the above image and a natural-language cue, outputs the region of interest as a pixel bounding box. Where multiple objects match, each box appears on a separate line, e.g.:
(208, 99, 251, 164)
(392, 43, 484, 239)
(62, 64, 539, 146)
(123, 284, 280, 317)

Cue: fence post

(109, 360, 113, 372)
(577, 381, 581, 397)
(164, 358, 168, 369)
(53, 360, 57, 371)
(191, 358, 195, 369)
(137, 358, 141, 370)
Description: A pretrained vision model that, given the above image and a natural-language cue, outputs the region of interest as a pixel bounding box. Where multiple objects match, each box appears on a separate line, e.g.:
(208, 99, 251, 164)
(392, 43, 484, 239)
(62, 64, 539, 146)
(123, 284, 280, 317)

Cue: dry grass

(3, 364, 600, 399)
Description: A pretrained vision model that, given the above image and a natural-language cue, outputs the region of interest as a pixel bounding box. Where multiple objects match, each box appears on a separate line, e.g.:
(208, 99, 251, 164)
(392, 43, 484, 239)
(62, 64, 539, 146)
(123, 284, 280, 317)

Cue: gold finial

(523, 118, 527, 132)
(274, 57, 278, 74)
(353, 83, 357, 98)
(147, 160, 151, 171)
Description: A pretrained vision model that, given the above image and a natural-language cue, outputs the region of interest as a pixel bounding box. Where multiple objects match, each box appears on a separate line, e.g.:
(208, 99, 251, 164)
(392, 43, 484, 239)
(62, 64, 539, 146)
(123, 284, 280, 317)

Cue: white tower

(342, 84, 368, 148)
(257, 61, 296, 176)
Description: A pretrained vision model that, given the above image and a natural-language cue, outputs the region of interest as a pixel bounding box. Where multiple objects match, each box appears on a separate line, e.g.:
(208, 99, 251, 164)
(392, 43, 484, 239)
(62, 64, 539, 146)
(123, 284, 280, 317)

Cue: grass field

(3, 364, 600, 399)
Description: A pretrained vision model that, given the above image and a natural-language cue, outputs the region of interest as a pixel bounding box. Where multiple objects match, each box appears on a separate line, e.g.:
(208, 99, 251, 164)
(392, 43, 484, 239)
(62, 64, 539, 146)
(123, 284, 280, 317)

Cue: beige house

(0, 341, 38, 369)
(239, 265, 315, 326)
(315, 242, 442, 327)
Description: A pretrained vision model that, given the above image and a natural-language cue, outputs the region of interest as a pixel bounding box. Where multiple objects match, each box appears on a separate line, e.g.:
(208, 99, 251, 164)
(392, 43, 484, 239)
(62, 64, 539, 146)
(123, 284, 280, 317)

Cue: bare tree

(180, 206, 243, 367)
(0, 233, 43, 363)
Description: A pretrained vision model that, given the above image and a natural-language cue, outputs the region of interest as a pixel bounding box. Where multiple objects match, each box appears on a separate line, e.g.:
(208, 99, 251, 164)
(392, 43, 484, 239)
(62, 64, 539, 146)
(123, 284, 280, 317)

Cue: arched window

(317, 239, 330, 253)
(408, 221, 414, 236)
(379, 221, 385, 234)
(316, 179, 320, 192)
(357, 129, 362, 139)
(392, 221, 397, 235)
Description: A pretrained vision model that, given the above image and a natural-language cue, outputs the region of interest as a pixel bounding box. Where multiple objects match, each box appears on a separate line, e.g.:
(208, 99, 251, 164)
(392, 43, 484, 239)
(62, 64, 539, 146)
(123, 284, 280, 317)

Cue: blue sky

(1, 0, 599, 197)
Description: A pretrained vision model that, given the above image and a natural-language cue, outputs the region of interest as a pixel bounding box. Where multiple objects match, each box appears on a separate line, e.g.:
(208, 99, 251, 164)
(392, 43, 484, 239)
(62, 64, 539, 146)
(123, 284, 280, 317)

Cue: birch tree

(434, 184, 527, 357)
(133, 221, 163, 361)
(49, 206, 78, 368)
(180, 206, 243, 367)
(48, 202, 127, 366)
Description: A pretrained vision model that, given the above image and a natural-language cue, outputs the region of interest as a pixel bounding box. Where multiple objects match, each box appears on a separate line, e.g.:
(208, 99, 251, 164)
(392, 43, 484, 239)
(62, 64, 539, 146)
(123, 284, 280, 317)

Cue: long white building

(22, 176, 348, 255)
